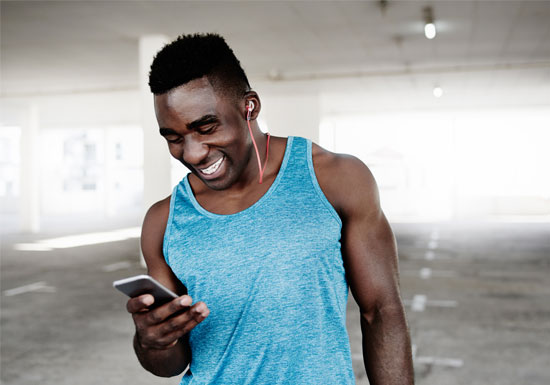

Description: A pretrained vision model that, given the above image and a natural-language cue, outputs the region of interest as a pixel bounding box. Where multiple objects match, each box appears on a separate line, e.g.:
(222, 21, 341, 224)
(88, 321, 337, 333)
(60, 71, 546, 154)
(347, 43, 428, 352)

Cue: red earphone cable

(247, 107, 270, 184)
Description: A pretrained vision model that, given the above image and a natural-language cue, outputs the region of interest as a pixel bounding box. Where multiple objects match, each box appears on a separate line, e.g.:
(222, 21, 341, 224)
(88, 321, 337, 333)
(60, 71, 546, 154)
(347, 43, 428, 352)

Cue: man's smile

(199, 155, 225, 176)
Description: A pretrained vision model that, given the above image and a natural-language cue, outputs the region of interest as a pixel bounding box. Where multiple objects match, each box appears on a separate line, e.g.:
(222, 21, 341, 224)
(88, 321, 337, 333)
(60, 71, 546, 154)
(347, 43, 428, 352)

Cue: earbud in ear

(247, 101, 255, 112)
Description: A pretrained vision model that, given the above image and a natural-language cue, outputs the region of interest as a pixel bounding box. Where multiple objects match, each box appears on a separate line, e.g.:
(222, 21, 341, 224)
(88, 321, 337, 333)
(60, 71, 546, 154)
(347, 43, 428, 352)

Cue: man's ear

(244, 91, 261, 121)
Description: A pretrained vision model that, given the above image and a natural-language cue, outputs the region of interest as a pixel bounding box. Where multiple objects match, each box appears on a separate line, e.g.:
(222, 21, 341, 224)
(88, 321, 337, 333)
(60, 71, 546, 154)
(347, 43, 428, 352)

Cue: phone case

(113, 274, 178, 307)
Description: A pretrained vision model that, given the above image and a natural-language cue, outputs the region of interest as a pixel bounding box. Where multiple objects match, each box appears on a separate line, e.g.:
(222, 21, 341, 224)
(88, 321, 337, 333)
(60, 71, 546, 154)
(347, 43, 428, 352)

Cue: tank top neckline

(183, 136, 295, 219)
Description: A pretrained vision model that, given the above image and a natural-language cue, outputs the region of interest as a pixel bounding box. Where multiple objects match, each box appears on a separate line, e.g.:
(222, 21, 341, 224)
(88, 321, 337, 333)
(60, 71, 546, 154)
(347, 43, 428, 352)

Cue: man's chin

(195, 173, 232, 191)
(203, 180, 229, 191)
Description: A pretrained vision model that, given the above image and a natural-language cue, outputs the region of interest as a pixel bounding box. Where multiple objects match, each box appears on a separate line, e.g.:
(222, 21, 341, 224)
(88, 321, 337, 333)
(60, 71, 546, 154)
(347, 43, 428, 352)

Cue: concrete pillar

(139, 35, 170, 267)
(260, 93, 321, 143)
(103, 128, 115, 218)
(140, 35, 171, 212)
(19, 104, 40, 233)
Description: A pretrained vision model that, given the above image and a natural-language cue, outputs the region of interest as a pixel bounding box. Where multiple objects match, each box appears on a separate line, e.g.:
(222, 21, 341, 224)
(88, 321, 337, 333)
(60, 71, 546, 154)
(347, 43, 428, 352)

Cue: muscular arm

(129, 197, 208, 377)
(313, 145, 414, 384)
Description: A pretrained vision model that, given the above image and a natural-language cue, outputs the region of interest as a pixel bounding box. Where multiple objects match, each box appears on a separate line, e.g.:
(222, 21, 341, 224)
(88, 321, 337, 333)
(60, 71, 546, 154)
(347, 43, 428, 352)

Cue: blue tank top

(164, 136, 355, 385)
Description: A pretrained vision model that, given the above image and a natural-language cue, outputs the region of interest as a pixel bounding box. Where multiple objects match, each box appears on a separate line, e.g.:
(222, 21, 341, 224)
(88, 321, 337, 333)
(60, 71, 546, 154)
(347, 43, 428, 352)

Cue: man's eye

(198, 125, 217, 135)
(166, 137, 182, 144)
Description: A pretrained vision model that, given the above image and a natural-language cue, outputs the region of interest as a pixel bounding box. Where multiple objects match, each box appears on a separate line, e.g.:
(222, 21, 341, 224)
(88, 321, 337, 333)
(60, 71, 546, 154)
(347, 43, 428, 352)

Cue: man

(126, 33, 414, 384)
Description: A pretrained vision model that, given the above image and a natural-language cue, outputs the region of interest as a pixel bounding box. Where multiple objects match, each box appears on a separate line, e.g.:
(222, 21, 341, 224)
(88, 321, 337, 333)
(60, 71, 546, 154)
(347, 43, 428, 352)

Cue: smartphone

(113, 274, 178, 308)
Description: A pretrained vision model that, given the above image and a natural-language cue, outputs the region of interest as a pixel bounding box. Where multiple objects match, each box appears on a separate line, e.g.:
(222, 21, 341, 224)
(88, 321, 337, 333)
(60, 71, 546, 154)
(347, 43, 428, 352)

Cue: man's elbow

(360, 298, 407, 326)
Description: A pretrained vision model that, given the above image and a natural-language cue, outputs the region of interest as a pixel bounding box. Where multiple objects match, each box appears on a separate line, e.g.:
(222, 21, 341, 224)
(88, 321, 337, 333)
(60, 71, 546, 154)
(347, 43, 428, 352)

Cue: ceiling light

(424, 23, 436, 39)
(423, 6, 436, 39)
(433, 87, 443, 98)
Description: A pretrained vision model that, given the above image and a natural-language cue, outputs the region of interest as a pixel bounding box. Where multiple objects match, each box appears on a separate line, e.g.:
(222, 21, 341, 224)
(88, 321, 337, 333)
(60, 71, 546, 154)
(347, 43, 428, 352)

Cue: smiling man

(125, 33, 414, 385)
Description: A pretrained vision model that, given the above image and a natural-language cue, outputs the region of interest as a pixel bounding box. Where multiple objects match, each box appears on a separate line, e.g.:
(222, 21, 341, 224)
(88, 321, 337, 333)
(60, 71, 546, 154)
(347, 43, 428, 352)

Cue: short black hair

(149, 33, 251, 99)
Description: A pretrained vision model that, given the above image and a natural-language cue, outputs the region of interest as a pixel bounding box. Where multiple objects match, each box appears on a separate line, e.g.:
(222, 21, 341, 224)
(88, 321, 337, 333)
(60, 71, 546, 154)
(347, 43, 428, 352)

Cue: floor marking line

(411, 294, 427, 312)
(36, 286, 57, 293)
(401, 268, 456, 279)
(426, 300, 458, 307)
(404, 295, 458, 311)
(479, 270, 544, 278)
(415, 356, 464, 368)
(13, 227, 141, 251)
(13, 244, 53, 251)
(3, 282, 56, 296)
(102, 261, 132, 272)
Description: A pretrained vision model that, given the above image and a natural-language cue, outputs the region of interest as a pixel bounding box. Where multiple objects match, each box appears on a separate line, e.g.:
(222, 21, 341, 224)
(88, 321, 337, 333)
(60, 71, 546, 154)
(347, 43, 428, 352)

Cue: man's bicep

(313, 149, 403, 318)
(344, 213, 401, 315)
(338, 162, 402, 322)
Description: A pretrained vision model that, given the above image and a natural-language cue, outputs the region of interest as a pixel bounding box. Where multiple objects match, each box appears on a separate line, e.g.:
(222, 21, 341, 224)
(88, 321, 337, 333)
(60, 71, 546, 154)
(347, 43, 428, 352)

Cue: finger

(145, 295, 193, 325)
(158, 302, 210, 336)
(182, 307, 209, 335)
(191, 302, 210, 318)
(159, 315, 208, 345)
(179, 302, 210, 335)
(126, 294, 154, 313)
(137, 302, 209, 349)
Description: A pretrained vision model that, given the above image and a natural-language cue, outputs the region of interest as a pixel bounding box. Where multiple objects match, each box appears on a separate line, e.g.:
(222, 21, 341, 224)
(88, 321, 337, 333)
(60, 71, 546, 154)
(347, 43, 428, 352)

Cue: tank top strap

(274, 136, 342, 227)
(277, 136, 310, 187)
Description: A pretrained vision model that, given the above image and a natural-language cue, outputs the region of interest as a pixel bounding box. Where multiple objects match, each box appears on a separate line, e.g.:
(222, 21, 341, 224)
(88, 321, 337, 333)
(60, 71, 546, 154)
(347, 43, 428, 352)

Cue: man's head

(149, 33, 262, 191)
(149, 33, 250, 100)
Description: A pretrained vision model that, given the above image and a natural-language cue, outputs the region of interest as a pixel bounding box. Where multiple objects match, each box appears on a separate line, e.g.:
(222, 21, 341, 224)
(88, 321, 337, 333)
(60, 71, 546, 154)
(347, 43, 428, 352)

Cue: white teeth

(200, 156, 224, 175)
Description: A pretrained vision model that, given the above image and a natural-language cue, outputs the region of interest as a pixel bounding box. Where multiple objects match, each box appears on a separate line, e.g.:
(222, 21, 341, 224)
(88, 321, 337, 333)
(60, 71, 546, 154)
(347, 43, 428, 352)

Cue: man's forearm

(361, 303, 414, 385)
(133, 333, 191, 377)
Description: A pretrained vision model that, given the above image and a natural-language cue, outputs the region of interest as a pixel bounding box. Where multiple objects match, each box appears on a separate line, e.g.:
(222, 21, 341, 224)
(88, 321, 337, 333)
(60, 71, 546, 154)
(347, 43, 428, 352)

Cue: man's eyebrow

(158, 115, 219, 136)
(159, 128, 178, 137)
(187, 114, 219, 130)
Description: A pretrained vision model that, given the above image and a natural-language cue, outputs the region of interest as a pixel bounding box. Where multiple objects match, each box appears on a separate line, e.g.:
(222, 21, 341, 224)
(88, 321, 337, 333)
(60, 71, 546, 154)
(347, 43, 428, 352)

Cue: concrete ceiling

(1, 0, 550, 107)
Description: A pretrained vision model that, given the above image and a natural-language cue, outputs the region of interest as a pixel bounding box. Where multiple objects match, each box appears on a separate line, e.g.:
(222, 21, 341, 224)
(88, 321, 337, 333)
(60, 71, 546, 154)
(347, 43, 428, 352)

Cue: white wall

(322, 106, 550, 222)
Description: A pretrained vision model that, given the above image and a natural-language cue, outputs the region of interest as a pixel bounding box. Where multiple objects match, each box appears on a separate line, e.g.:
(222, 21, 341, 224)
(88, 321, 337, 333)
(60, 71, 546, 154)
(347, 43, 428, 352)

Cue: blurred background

(1, 1, 549, 384)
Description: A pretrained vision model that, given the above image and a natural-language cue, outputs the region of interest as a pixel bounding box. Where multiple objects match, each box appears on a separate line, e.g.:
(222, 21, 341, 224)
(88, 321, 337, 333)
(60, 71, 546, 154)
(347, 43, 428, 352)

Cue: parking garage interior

(1, 1, 549, 384)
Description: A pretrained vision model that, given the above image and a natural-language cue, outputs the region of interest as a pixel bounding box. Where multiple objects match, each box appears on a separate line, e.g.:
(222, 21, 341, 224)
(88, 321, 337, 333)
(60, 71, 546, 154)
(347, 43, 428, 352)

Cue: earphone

(246, 100, 255, 119)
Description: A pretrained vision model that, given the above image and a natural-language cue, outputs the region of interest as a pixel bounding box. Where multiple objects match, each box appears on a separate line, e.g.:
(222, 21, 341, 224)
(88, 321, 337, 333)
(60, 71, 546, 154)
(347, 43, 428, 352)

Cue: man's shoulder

(311, 142, 369, 173)
(147, 195, 172, 217)
(311, 142, 380, 220)
(140, 195, 172, 265)
(143, 195, 172, 232)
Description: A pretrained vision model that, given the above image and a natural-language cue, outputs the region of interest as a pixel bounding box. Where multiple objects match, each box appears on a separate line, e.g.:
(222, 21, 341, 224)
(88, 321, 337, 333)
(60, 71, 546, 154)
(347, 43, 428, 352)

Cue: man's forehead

(160, 77, 217, 106)
(154, 78, 222, 123)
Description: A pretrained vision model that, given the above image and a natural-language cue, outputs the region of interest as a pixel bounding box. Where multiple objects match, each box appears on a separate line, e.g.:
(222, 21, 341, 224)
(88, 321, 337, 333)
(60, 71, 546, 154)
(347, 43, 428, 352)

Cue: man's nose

(182, 137, 209, 166)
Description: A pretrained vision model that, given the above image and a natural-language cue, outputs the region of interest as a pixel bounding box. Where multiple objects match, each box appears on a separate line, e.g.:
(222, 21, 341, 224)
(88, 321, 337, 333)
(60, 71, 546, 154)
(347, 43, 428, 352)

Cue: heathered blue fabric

(163, 136, 355, 385)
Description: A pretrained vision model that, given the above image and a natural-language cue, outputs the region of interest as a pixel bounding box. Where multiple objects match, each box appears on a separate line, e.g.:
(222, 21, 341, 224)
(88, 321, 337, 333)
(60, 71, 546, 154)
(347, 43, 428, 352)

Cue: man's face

(154, 77, 252, 191)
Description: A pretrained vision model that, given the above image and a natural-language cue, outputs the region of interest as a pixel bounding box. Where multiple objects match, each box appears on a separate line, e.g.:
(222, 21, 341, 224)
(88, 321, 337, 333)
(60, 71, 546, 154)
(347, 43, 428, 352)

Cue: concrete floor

(1, 222, 549, 384)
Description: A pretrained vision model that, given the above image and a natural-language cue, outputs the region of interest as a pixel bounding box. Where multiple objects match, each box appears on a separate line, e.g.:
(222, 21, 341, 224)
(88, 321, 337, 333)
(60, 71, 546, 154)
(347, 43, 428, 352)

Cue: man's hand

(127, 294, 210, 351)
